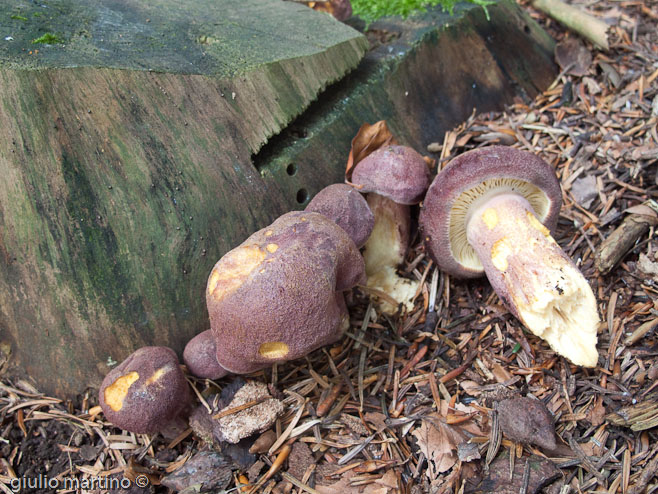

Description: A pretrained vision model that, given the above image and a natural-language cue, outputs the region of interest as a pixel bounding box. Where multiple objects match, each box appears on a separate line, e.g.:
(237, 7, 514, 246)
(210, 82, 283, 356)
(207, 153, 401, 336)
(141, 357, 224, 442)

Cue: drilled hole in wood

(296, 188, 309, 204)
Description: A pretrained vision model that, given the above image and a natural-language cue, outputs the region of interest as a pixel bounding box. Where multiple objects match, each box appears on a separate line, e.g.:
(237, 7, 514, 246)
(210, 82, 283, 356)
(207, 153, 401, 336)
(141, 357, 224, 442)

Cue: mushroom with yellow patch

(206, 211, 366, 374)
(419, 146, 600, 367)
(350, 145, 431, 314)
(99, 347, 191, 434)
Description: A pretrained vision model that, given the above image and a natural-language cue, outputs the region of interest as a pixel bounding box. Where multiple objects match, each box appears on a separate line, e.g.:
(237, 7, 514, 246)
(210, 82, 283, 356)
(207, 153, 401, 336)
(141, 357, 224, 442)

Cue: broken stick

(596, 204, 658, 275)
(530, 0, 610, 50)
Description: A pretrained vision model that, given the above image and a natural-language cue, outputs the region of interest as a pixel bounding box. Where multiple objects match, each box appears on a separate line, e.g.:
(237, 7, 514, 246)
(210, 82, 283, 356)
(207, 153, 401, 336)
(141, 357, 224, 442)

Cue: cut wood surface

(258, 0, 557, 208)
(0, 0, 367, 397)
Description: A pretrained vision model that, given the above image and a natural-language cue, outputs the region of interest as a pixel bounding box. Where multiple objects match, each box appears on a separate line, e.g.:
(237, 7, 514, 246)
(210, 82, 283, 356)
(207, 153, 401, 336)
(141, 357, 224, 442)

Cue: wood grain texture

(257, 0, 557, 209)
(0, 0, 367, 397)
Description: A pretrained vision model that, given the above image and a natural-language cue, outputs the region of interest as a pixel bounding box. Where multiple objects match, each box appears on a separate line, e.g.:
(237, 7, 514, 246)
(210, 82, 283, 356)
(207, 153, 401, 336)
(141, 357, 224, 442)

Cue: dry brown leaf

(491, 362, 512, 383)
(555, 37, 592, 76)
(375, 470, 398, 489)
(412, 414, 466, 480)
(364, 411, 388, 431)
(637, 253, 658, 281)
(586, 396, 606, 427)
(345, 121, 398, 180)
(459, 380, 483, 396)
(304, 0, 352, 21)
(625, 204, 658, 217)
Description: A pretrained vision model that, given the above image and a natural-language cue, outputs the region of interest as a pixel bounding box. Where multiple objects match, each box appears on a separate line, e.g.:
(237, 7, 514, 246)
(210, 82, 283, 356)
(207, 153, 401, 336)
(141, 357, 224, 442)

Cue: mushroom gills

(467, 193, 599, 367)
(362, 193, 418, 314)
(450, 179, 550, 273)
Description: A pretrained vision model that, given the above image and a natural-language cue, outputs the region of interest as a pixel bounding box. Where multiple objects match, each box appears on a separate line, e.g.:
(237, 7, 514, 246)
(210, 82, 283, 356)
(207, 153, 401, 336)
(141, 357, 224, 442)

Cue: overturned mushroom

(184, 330, 229, 380)
(305, 183, 374, 248)
(206, 211, 365, 374)
(99, 346, 191, 434)
(350, 145, 431, 314)
(419, 146, 599, 367)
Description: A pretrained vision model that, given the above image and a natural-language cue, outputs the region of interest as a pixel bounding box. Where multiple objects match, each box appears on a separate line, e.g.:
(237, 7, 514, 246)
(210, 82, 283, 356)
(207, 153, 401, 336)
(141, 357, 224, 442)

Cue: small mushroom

(183, 330, 229, 380)
(99, 346, 191, 434)
(305, 183, 374, 248)
(350, 145, 431, 313)
(206, 211, 365, 374)
(420, 146, 599, 367)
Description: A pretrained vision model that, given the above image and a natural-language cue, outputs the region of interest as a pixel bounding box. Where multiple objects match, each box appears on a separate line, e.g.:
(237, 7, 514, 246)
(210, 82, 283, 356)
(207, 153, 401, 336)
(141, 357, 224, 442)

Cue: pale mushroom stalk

(362, 193, 418, 314)
(466, 193, 599, 367)
(350, 145, 431, 315)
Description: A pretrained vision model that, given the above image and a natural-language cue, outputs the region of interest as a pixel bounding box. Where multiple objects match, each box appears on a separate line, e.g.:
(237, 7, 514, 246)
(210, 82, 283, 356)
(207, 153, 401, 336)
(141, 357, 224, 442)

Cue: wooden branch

(596, 214, 658, 275)
(530, 0, 610, 50)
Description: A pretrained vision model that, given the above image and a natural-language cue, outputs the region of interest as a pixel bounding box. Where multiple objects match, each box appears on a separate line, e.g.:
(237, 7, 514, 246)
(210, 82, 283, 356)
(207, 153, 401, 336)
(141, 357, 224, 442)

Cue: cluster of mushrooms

(99, 143, 600, 435)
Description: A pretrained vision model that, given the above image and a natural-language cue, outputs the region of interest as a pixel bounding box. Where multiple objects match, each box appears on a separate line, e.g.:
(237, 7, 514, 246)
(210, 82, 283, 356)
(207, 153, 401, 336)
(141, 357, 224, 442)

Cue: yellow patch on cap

(481, 208, 499, 230)
(258, 341, 289, 359)
(266, 243, 278, 253)
(145, 366, 168, 385)
(491, 238, 513, 272)
(104, 371, 139, 412)
(265, 230, 274, 237)
(207, 245, 265, 300)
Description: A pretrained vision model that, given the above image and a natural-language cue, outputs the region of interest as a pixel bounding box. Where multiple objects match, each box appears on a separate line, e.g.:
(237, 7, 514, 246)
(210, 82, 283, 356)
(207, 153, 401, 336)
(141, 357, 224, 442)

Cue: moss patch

(32, 33, 64, 44)
(352, 0, 494, 24)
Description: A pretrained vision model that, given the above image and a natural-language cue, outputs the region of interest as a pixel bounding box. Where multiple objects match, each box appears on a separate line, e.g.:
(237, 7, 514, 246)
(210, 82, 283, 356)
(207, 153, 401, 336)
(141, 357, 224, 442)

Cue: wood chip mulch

(1, 0, 657, 493)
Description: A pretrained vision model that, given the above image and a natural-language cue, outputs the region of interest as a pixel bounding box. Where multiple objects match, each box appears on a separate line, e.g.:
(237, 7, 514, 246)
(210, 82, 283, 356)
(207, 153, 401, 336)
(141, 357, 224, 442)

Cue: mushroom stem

(362, 193, 418, 314)
(466, 193, 599, 367)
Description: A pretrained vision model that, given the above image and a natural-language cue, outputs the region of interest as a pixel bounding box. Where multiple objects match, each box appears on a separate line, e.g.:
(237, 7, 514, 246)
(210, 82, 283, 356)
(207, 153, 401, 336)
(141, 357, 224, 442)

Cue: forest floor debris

(1, 0, 657, 492)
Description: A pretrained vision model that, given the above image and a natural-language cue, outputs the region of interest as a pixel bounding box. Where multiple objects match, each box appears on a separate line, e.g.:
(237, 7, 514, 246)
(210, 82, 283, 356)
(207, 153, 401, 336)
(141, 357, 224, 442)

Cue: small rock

(190, 378, 284, 446)
(496, 397, 556, 450)
(465, 452, 561, 494)
(161, 451, 232, 493)
(457, 442, 481, 462)
(78, 444, 99, 462)
(216, 381, 284, 444)
(338, 413, 370, 436)
(480, 385, 519, 408)
(287, 442, 315, 480)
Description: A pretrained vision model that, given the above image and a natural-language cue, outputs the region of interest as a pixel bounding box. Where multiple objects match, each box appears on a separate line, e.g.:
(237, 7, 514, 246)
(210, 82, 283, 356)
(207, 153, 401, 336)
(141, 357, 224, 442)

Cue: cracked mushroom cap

(99, 347, 190, 434)
(351, 145, 431, 204)
(305, 183, 374, 248)
(183, 330, 230, 380)
(419, 146, 562, 278)
(206, 211, 365, 374)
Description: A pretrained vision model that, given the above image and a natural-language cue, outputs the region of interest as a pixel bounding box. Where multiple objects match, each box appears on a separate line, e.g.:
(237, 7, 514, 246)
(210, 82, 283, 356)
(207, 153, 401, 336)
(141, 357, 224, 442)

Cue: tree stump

(0, 0, 367, 397)
(0, 0, 557, 397)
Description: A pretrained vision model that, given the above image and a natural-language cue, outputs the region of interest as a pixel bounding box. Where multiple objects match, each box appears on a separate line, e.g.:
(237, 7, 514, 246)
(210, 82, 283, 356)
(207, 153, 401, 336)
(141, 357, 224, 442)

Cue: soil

(1, 0, 658, 493)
